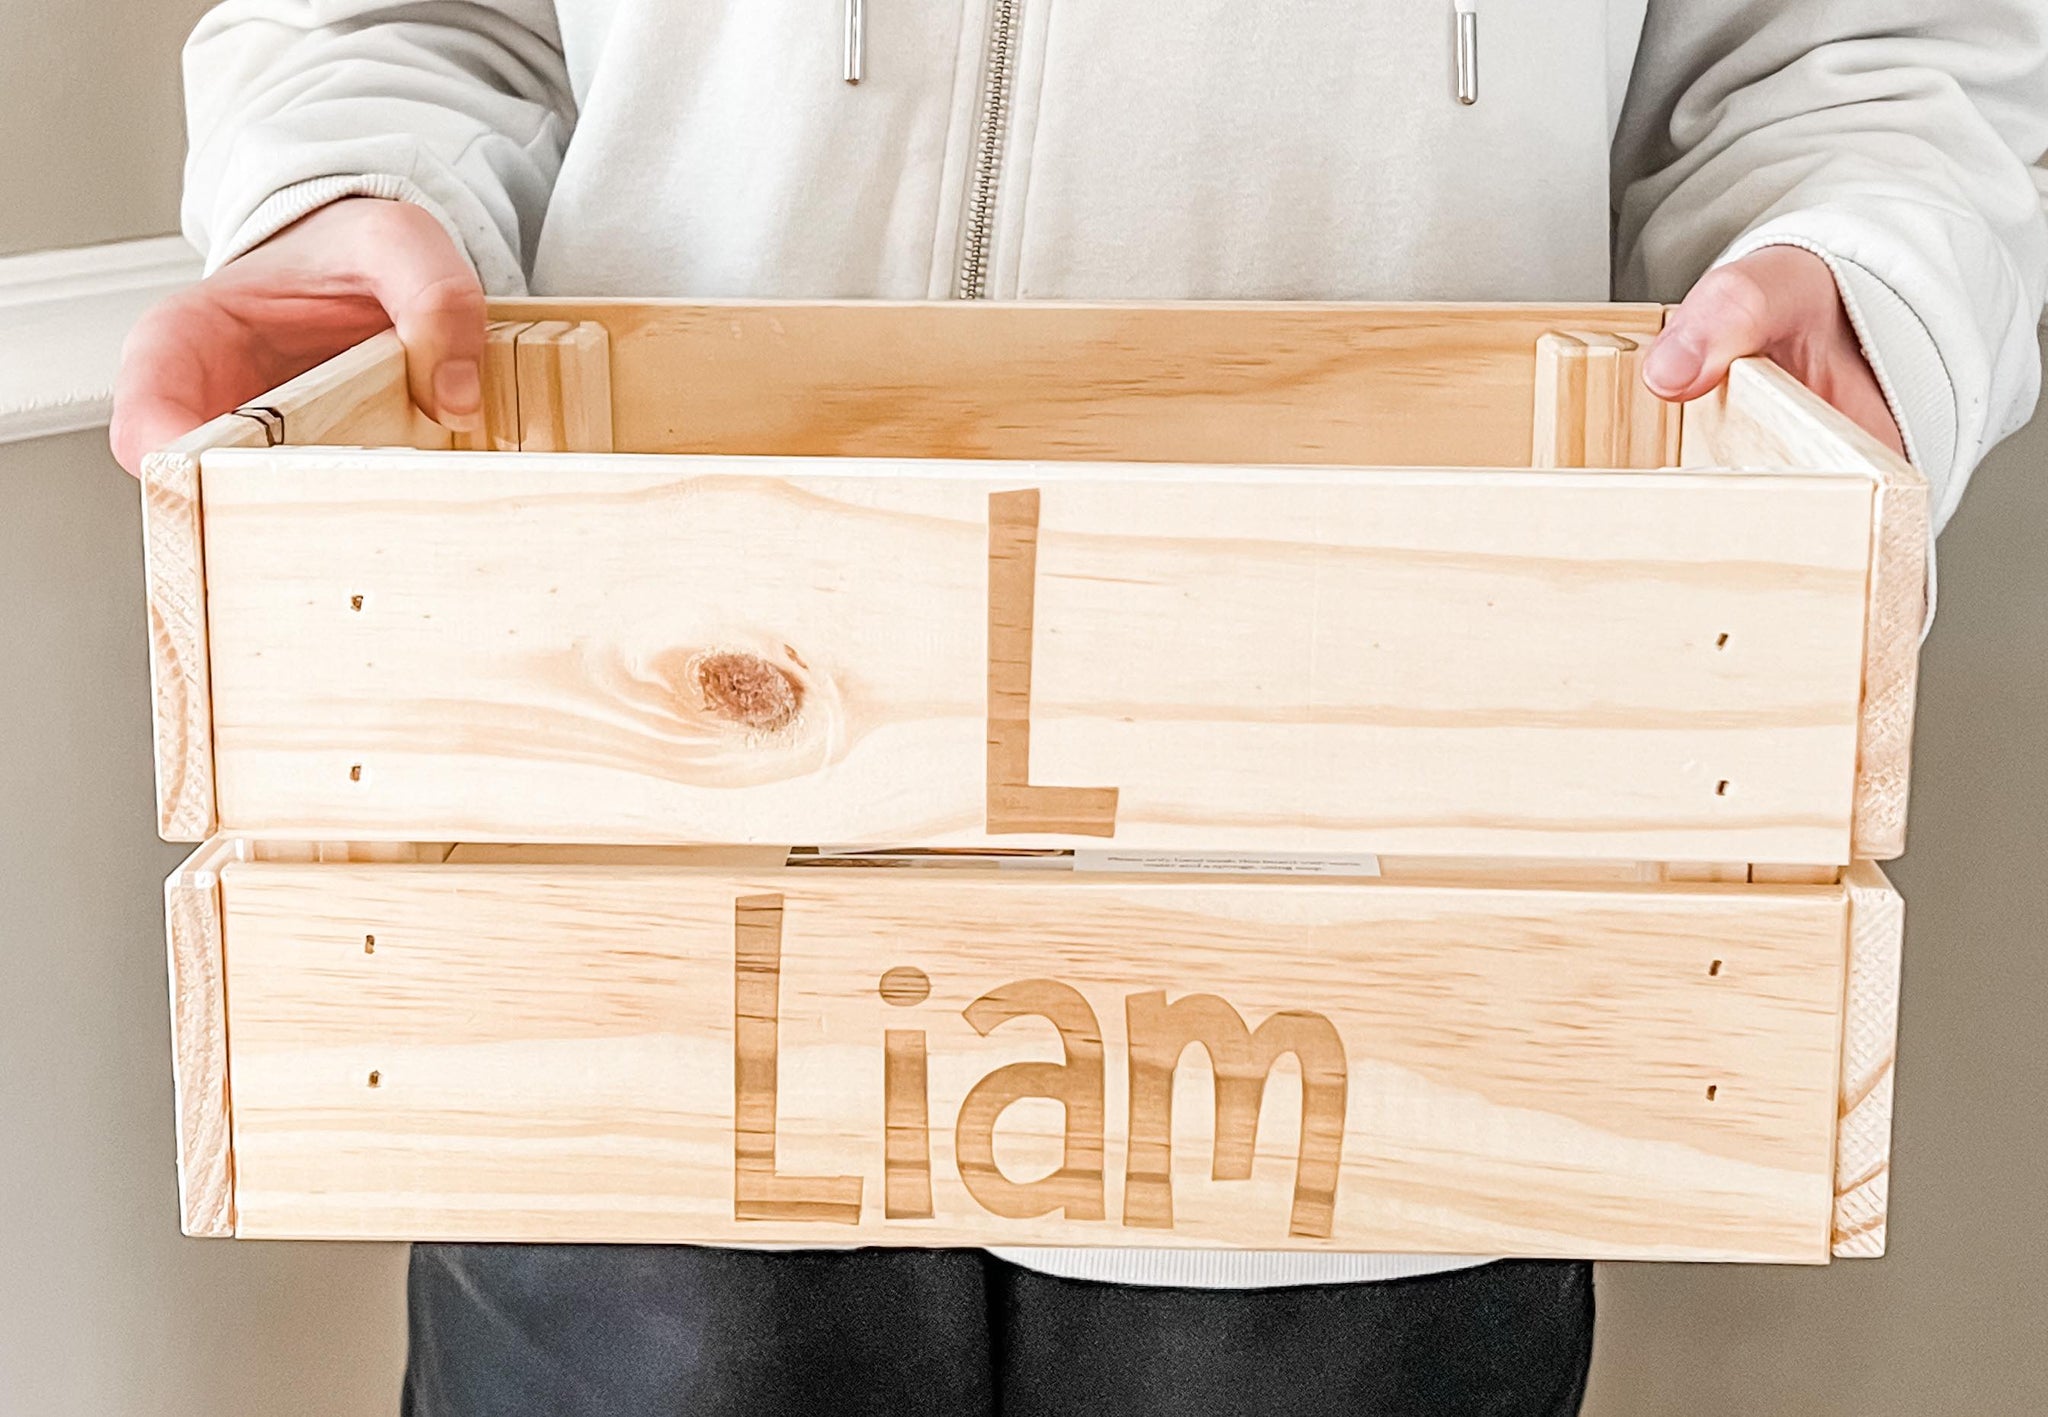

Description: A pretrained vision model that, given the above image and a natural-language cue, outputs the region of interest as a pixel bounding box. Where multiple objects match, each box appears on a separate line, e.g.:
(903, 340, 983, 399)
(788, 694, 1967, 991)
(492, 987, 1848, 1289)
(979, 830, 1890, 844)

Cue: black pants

(402, 1246, 1592, 1416)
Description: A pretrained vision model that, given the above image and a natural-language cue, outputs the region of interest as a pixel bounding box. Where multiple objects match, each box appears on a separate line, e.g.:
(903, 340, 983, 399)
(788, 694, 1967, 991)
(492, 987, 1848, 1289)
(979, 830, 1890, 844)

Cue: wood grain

(217, 856, 1850, 1258)
(514, 321, 613, 454)
(485, 299, 1665, 468)
(954, 979, 1109, 1222)
(986, 488, 1120, 835)
(249, 841, 457, 864)
(1681, 358, 1927, 860)
(453, 321, 529, 452)
(883, 1019, 935, 1219)
(1531, 334, 1589, 470)
(733, 893, 866, 1222)
(264, 842, 1845, 889)
(1750, 864, 1842, 886)
(1628, 348, 1685, 472)
(1530, 331, 1679, 471)
(143, 331, 453, 841)
(1834, 861, 1904, 1257)
(198, 448, 1877, 861)
(440, 842, 791, 869)
(1125, 990, 1347, 1237)
(1575, 332, 1634, 470)
(142, 414, 264, 841)
(166, 837, 239, 1236)
(240, 331, 447, 450)
(1850, 440, 1927, 862)
(1664, 862, 1750, 884)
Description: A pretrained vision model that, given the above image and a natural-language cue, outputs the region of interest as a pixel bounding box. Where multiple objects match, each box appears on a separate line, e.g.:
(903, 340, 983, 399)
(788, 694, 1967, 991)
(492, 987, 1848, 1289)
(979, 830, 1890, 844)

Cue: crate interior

(253, 299, 1674, 471)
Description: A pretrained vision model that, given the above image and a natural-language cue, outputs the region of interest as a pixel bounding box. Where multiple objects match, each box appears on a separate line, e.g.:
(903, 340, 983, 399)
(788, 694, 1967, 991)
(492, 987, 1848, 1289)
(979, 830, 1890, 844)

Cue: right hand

(111, 197, 486, 475)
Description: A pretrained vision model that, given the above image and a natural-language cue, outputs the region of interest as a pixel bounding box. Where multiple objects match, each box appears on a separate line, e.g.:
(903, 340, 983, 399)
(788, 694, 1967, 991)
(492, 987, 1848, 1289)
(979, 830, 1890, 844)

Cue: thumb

(1642, 261, 1778, 405)
(109, 298, 214, 475)
(354, 203, 489, 434)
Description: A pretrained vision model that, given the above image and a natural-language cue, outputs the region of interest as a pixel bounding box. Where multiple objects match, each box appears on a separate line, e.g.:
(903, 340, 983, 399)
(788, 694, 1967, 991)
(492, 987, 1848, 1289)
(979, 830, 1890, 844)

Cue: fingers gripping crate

(145, 301, 1921, 1263)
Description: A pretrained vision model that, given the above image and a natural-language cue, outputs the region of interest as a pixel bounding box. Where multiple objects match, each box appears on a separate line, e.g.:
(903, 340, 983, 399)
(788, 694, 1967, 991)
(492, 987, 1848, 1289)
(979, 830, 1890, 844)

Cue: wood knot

(694, 651, 802, 732)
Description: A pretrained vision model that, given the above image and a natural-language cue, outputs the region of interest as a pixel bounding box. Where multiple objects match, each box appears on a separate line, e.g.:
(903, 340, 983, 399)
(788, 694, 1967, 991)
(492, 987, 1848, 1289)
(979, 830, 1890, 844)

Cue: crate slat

(197, 450, 1875, 859)
(165, 837, 239, 1236)
(491, 299, 1667, 468)
(1834, 861, 1905, 1257)
(216, 855, 1849, 1259)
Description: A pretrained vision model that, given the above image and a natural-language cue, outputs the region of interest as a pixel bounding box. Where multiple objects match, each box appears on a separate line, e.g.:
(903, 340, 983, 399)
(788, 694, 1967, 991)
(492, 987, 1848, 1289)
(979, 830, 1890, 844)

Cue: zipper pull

(1454, 0, 1478, 106)
(844, 0, 864, 84)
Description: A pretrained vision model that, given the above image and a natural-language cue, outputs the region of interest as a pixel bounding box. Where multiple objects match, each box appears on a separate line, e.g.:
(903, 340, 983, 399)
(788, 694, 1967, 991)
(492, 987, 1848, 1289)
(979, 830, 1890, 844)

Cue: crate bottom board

(171, 847, 1885, 1261)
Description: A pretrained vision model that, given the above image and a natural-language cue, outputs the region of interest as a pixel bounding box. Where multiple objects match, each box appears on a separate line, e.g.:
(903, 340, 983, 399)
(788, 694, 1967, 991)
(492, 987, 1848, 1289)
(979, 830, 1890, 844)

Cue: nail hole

(1705, 1084, 1718, 1101)
(348, 764, 362, 782)
(1715, 780, 1729, 796)
(1715, 632, 1729, 648)
(364, 934, 376, 954)
(349, 594, 364, 612)
(1708, 959, 1722, 976)
(367, 1070, 382, 1088)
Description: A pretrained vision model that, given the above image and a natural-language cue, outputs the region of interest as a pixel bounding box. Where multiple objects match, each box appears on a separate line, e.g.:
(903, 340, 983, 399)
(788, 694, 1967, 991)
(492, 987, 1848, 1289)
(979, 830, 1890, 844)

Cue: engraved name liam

(733, 894, 1348, 1238)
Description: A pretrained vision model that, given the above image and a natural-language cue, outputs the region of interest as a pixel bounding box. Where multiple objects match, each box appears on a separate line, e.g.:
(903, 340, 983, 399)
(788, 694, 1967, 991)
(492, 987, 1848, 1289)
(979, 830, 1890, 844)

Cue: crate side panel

(201, 454, 1874, 859)
(222, 862, 1846, 1259)
(494, 300, 1667, 469)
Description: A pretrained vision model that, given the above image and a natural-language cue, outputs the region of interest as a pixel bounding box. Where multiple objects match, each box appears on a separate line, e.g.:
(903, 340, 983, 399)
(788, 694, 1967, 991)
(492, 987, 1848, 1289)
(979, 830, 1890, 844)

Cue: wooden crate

(147, 300, 1920, 1263)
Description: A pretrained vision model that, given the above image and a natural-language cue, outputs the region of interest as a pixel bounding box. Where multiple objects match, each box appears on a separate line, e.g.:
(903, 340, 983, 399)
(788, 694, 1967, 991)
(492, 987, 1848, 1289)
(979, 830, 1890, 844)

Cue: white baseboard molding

(0, 236, 202, 446)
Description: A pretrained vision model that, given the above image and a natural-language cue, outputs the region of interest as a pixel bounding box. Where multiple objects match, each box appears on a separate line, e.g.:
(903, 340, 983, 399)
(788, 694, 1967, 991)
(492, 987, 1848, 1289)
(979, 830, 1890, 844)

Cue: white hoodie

(179, 0, 2047, 1287)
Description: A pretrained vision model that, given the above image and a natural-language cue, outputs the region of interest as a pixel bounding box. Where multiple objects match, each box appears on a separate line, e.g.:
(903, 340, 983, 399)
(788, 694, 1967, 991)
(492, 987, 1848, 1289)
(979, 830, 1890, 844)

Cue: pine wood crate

(146, 300, 1921, 1263)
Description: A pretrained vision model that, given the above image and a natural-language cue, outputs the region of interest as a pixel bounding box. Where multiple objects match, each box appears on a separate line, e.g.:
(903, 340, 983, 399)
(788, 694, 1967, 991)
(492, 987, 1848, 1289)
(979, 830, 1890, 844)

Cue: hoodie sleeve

(1615, 3, 2048, 531)
(181, 1, 576, 294)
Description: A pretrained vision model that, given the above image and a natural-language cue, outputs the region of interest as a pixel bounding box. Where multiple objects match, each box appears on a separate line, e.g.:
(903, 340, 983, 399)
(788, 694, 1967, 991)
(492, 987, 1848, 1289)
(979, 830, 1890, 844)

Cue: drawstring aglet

(844, 0, 864, 84)
(1455, 1, 1478, 106)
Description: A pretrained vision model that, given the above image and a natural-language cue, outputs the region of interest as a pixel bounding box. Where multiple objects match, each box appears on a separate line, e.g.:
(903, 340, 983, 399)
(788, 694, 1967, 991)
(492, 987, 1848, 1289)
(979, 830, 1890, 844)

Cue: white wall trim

(0, 236, 202, 445)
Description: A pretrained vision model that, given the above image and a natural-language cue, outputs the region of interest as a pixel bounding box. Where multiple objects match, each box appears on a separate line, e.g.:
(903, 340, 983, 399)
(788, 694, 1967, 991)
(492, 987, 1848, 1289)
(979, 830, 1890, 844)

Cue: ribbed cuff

(988, 1247, 1496, 1289)
(211, 173, 488, 286)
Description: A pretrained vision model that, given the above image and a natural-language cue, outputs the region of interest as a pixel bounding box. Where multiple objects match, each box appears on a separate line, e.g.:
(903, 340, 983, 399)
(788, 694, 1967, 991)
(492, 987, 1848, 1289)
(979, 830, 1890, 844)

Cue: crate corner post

(513, 319, 615, 453)
(1675, 354, 1930, 861)
(141, 415, 262, 843)
(1834, 861, 1905, 1258)
(1851, 436, 1930, 864)
(165, 837, 239, 1238)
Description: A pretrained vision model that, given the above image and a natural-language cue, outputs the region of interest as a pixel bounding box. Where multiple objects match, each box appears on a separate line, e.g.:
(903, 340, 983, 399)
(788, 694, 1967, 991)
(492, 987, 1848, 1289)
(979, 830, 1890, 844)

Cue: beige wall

(0, 432, 409, 1416)
(0, 0, 214, 255)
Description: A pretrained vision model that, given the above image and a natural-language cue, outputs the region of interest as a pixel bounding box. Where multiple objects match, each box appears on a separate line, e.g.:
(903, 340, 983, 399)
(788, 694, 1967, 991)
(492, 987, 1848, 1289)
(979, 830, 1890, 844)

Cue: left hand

(1642, 244, 1907, 457)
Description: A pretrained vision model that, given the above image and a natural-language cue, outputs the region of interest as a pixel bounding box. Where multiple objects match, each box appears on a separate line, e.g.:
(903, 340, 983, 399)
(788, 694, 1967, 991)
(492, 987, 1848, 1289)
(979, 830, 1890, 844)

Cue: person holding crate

(112, 2, 2046, 1414)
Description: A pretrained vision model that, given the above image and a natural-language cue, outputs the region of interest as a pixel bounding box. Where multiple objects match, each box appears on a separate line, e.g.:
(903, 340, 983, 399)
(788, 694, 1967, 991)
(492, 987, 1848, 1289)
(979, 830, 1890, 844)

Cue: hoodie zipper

(954, 0, 1471, 293)
(958, 0, 1019, 298)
